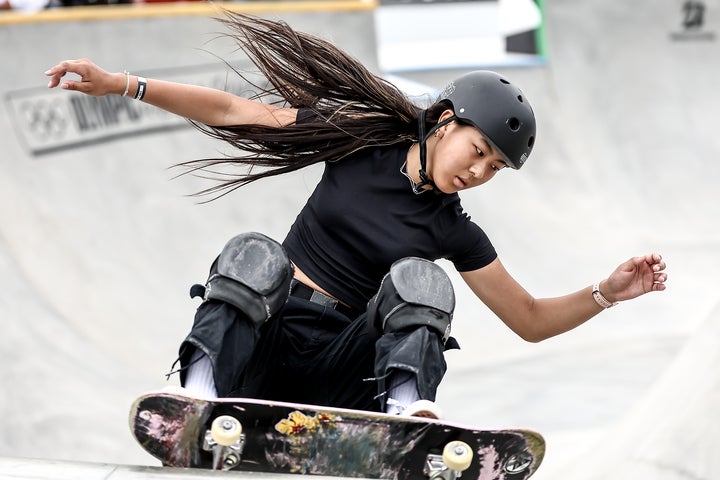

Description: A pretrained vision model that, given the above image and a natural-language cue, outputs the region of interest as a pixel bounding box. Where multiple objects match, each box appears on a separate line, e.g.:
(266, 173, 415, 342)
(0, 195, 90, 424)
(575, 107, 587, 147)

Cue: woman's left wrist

(592, 280, 618, 308)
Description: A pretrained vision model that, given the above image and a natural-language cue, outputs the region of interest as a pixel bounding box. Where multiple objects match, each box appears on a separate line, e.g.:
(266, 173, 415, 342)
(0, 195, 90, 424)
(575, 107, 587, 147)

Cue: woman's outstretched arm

(461, 253, 667, 342)
(45, 58, 297, 128)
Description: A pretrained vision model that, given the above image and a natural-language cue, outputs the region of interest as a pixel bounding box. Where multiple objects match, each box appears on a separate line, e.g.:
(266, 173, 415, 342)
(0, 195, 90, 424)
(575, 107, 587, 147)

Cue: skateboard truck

(202, 415, 245, 471)
(424, 440, 473, 479)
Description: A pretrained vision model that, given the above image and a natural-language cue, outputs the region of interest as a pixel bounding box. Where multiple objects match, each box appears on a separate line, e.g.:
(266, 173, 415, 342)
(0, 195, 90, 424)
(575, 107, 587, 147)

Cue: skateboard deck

(129, 390, 545, 479)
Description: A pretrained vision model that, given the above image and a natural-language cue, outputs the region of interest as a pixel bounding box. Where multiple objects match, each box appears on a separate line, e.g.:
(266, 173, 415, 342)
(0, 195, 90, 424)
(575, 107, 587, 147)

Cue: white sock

(385, 370, 420, 415)
(183, 349, 218, 399)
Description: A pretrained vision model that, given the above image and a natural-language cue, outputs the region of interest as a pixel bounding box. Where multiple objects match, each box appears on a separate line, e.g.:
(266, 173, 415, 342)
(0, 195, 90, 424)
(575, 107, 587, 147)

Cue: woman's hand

(45, 59, 124, 97)
(601, 253, 667, 302)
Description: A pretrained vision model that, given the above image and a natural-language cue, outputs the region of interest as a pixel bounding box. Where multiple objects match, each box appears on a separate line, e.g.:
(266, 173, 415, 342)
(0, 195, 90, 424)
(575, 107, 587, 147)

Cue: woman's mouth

(454, 176, 467, 189)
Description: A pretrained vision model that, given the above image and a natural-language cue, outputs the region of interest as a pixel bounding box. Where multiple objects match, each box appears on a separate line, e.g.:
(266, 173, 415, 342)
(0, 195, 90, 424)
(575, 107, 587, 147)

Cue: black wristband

(134, 76, 147, 101)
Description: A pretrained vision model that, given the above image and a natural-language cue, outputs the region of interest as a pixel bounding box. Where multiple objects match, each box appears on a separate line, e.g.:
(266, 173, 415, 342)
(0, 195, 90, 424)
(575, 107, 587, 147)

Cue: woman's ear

(437, 109, 456, 123)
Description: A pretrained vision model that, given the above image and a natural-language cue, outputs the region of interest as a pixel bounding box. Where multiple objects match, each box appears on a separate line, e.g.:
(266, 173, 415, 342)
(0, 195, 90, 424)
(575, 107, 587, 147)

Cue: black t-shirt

(282, 134, 497, 312)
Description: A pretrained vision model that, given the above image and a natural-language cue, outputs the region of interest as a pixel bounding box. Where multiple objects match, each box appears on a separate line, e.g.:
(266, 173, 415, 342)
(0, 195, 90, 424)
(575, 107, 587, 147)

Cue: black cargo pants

(175, 293, 453, 412)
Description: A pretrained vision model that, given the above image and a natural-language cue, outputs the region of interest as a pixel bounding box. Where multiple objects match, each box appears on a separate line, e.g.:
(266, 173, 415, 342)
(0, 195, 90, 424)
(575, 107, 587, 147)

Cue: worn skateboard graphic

(129, 390, 545, 479)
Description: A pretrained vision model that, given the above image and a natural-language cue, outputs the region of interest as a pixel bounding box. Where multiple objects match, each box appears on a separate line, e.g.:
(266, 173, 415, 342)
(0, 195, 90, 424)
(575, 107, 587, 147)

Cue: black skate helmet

(438, 71, 536, 170)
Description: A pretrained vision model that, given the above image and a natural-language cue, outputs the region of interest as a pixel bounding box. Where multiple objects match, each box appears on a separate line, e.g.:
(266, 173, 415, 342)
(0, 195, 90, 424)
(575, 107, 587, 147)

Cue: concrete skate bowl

(0, 0, 719, 479)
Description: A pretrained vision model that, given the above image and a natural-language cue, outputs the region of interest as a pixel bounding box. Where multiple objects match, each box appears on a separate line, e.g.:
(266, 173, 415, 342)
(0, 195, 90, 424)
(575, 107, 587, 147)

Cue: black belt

(289, 279, 357, 318)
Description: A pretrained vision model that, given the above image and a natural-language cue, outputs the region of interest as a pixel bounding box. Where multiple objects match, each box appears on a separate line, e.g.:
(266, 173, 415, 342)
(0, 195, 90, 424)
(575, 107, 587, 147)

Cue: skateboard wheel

(442, 440, 473, 472)
(210, 415, 243, 447)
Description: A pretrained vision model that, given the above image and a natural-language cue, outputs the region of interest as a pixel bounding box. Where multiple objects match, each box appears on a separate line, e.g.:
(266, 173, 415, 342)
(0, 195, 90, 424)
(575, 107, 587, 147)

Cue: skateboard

(129, 390, 545, 479)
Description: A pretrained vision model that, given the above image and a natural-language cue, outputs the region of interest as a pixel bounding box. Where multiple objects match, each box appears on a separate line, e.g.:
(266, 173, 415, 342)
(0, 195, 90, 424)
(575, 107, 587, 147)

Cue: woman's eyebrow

(477, 138, 508, 167)
(477, 137, 495, 155)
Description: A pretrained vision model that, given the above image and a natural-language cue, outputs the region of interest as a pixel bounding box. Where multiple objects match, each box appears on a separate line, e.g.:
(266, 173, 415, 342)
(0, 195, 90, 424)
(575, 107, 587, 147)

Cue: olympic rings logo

(17, 98, 68, 141)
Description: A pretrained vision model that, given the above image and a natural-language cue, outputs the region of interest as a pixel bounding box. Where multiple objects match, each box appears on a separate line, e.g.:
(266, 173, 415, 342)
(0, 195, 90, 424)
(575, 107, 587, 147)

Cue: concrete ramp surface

(1, 1, 719, 479)
(0, 457, 362, 479)
(559, 300, 720, 480)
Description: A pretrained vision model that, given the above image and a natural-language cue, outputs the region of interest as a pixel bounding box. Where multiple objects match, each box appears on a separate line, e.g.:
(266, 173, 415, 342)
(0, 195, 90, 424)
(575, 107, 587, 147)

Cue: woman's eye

(491, 165, 499, 172)
(476, 147, 484, 157)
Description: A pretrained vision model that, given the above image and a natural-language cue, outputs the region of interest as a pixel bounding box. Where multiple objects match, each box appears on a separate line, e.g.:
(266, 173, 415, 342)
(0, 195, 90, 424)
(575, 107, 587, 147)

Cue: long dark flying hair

(176, 12, 446, 199)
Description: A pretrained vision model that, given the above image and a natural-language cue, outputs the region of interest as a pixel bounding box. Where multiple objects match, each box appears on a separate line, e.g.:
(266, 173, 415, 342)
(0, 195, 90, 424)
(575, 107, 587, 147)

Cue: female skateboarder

(45, 13, 667, 418)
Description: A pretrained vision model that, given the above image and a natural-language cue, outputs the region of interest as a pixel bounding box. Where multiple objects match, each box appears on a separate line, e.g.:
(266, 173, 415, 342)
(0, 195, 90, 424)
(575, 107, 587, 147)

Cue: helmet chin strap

(416, 110, 457, 193)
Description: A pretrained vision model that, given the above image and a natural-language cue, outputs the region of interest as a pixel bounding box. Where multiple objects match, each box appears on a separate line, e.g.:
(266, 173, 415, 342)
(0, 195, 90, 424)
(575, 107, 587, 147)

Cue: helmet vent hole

(517, 95, 524, 103)
(507, 117, 520, 131)
(500, 78, 510, 85)
(528, 136, 535, 148)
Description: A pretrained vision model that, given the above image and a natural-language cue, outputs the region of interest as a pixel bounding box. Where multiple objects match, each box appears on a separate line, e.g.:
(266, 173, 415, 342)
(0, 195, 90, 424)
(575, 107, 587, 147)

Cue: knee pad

(194, 232, 293, 325)
(367, 257, 455, 343)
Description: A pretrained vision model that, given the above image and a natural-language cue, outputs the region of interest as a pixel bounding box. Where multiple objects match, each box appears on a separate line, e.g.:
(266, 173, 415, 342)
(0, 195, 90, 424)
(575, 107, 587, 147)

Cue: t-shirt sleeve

(444, 211, 498, 272)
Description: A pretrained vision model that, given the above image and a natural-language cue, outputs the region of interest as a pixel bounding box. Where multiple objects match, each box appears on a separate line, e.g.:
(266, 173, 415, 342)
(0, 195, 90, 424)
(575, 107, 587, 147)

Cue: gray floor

(0, 1, 718, 479)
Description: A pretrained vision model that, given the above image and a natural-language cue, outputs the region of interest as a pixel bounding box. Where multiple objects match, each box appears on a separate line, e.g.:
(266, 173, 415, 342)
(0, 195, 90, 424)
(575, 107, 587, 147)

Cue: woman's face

(428, 111, 508, 194)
